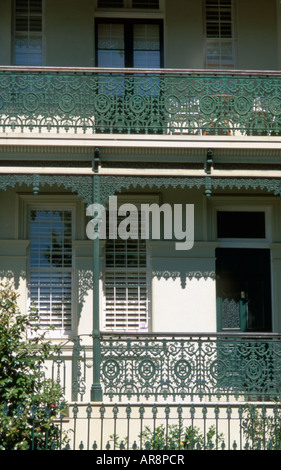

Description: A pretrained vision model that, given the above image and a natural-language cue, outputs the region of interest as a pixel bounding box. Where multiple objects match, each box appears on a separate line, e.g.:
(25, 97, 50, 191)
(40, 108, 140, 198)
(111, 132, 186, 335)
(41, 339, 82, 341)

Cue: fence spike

(113, 404, 119, 418)
(165, 404, 170, 419)
(86, 403, 93, 418)
(244, 441, 250, 450)
(139, 404, 145, 419)
(72, 403, 79, 418)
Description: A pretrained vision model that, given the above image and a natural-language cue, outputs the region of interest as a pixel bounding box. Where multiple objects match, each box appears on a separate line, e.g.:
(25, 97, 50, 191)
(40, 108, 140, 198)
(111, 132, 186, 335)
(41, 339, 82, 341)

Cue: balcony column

(91, 149, 103, 402)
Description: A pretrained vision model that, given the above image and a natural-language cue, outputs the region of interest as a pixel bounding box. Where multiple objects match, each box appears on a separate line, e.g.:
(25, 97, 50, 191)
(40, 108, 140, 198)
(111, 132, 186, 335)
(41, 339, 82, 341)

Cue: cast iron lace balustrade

(51, 333, 281, 402)
(1, 67, 281, 136)
(100, 333, 281, 402)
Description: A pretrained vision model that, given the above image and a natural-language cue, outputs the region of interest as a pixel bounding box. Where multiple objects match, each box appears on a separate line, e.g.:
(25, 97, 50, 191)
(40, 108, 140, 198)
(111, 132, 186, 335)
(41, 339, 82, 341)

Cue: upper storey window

(96, 19, 163, 68)
(13, 0, 43, 65)
(204, 0, 236, 69)
(97, 0, 159, 8)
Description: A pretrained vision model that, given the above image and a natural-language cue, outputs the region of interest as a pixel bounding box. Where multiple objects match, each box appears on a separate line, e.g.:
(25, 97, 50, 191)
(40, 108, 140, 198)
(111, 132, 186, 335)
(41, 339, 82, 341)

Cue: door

(216, 248, 272, 332)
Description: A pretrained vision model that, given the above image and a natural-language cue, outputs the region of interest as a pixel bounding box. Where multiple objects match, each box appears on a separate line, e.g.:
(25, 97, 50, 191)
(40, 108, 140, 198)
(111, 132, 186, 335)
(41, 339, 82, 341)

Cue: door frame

(207, 196, 276, 332)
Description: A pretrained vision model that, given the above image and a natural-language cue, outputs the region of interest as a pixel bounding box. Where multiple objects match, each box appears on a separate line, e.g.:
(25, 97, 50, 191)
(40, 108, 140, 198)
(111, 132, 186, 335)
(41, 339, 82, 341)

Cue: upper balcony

(1, 66, 281, 150)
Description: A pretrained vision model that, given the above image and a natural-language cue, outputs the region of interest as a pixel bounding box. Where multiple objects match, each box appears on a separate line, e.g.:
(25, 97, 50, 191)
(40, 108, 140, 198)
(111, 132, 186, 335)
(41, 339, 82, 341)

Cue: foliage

(140, 422, 224, 450)
(241, 404, 281, 450)
(0, 282, 68, 450)
(110, 422, 224, 450)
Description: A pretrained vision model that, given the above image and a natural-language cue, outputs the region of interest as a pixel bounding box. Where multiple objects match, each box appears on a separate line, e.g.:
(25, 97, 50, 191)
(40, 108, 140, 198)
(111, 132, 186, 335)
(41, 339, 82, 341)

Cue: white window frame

(209, 196, 277, 333)
(20, 196, 77, 338)
(12, 0, 45, 66)
(102, 195, 157, 333)
(204, 0, 237, 69)
(208, 196, 275, 248)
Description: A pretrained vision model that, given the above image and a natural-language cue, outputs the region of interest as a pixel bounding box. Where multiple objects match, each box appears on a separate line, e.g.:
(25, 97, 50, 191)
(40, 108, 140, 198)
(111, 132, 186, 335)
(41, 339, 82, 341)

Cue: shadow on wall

(77, 269, 94, 323)
(0, 270, 26, 290)
(152, 269, 215, 288)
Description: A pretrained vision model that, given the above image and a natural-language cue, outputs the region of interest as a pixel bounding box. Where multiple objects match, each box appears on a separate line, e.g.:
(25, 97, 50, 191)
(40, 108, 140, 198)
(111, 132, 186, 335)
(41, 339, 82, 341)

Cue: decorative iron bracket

(32, 174, 40, 195)
(93, 147, 100, 174)
(205, 149, 213, 175)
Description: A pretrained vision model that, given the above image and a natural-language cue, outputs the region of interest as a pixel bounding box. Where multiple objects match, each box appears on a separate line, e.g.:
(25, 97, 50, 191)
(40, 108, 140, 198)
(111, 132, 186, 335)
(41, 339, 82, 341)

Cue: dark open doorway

(216, 248, 272, 332)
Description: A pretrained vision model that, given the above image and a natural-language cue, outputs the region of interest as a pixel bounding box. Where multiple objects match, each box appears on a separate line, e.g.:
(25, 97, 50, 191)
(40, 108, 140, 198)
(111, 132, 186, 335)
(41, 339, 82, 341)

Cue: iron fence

(2, 401, 281, 451)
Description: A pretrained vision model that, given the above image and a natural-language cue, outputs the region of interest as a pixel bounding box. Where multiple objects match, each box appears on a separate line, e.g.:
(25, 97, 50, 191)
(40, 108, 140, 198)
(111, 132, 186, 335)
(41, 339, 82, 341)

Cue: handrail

(100, 331, 281, 339)
(1, 65, 281, 77)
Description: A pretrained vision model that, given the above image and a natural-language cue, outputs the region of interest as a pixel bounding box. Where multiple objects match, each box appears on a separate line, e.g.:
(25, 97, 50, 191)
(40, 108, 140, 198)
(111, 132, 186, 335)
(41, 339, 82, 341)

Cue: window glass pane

(97, 0, 159, 7)
(133, 24, 160, 67)
(132, 0, 159, 8)
(97, 23, 124, 68)
(15, 18, 29, 31)
(14, 0, 42, 65)
(16, 0, 29, 14)
(30, 0, 42, 14)
(98, 0, 123, 7)
(29, 209, 73, 331)
(217, 211, 266, 238)
(29, 17, 42, 32)
(206, 40, 233, 65)
(134, 51, 160, 68)
(133, 24, 160, 50)
(14, 37, 42, 65)
(98, 24, 124, 49)
(98, 51, 125, 68)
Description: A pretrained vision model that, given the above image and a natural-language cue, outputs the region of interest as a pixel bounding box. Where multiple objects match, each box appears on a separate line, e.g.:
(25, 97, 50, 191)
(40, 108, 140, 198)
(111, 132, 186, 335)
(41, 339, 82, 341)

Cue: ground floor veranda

(2, 168, 281, 450)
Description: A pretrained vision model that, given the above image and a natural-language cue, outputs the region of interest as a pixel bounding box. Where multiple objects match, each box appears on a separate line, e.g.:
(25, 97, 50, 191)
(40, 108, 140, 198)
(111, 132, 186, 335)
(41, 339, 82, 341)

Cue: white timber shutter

(205, 0, 236, 69)
(28, 209, 73, 333)
(14, 0, 43, 65)
(103, 208, 150, 332)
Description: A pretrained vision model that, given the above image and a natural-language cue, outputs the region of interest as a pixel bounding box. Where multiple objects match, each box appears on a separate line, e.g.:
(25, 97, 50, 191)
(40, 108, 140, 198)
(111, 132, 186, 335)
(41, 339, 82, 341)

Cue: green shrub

(110, 422, 224, 450)
(0, 282, 68, 450)
(140, 422, 224, 450)
(241, 404, 281, 450)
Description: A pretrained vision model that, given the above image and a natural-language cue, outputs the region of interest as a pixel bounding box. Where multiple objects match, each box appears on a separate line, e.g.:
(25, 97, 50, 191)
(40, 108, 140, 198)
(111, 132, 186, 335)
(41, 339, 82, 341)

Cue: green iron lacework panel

(100, 335, 281, 402)
(1, 70, 281, 135)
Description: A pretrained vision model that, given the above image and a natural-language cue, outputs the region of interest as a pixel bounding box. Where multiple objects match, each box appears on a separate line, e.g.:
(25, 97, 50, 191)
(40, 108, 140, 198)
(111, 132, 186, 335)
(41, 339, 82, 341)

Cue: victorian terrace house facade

(1, 0, 281, 450)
